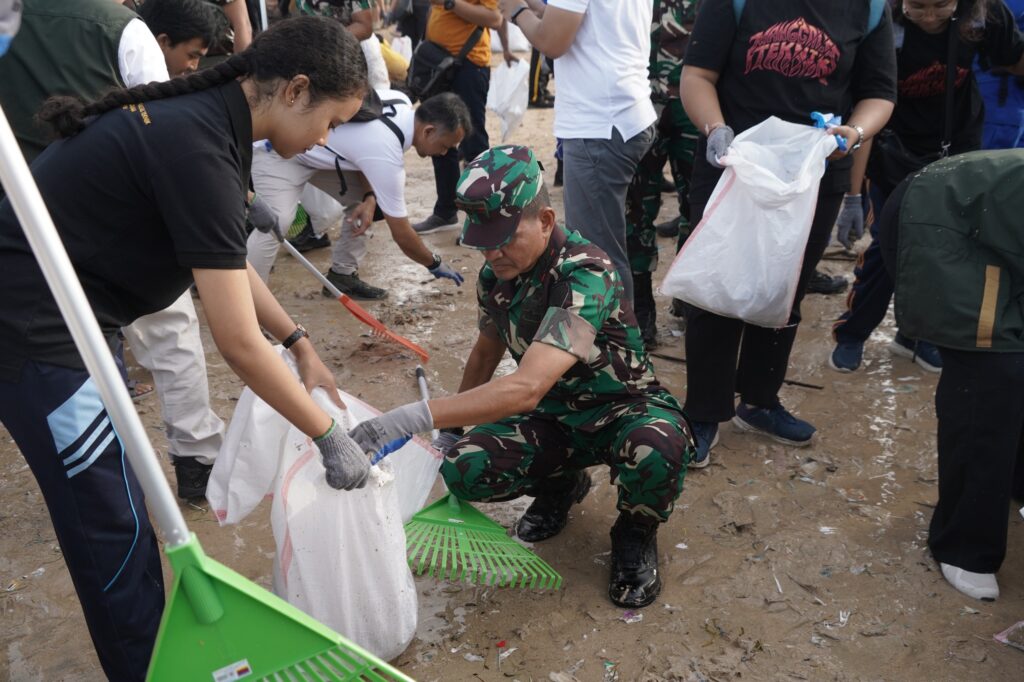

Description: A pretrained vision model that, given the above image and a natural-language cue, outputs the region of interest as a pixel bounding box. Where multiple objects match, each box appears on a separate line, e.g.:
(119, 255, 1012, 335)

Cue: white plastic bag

(390, 35, 413, 63)
(486, 59, 530, 142)
(207, 349, 442, 660)
(361, 34, 391, 90)
(659, 116, 838, 328)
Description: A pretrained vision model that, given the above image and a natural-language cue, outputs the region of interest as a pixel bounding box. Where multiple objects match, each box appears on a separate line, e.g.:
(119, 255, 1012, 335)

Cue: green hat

(456, 145, 543, 250)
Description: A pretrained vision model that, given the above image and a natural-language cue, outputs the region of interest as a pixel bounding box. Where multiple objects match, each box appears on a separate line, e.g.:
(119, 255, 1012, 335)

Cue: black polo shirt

(0, 81, 253, 381)
(684, 0, 897, 204)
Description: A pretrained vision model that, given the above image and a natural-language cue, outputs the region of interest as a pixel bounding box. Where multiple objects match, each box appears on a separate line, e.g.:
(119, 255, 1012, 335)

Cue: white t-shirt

(296, 89, 415, 218)
(546, 0, 656, 141)
(118, 18, 170, 87)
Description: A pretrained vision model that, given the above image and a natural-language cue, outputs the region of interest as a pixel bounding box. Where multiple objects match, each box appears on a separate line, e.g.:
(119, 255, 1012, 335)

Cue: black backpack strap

(455, 26, 484, 65)
(378, 98, 408, 147)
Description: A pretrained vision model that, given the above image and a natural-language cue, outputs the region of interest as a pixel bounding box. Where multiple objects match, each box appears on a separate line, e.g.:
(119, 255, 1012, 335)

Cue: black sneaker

(288, 221, 330, 252)
(412, 213, 459, 234)
(608, 513, 661, 608)
(655, 216, 681, 238)
(321, 269, 388, 300)
(172, 455, 213, 500)
(806, 269, 848, 295)
(515, 470, 591, 542)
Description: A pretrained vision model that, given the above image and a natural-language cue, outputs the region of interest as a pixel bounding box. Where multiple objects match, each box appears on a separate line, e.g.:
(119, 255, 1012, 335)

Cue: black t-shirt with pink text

(890, 1, 1024, 157)
(684, 0, 897, 202)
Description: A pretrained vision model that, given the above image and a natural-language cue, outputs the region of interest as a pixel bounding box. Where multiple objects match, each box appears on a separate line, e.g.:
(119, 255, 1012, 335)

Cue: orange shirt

(425, 0, 497, 68)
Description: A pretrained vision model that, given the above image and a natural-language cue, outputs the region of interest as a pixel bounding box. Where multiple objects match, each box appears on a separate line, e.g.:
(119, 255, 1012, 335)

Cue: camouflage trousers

(625, 99, 698, 274)
(440, 399, 693, 522)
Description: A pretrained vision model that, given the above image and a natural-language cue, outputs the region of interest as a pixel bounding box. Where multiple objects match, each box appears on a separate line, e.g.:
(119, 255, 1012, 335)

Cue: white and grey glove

(314, 421, 371, 490)
(834, 194, 865, 249)
(348, 400, 434, 456)
(706, 124, 735, 169)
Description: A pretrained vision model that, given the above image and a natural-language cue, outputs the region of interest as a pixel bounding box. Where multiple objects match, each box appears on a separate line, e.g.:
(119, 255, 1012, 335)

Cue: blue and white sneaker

(689, 421, 719, 469)
(889, 332, 942, 373)
(828, 340, 863, 372)
(733, 403, 815, 447)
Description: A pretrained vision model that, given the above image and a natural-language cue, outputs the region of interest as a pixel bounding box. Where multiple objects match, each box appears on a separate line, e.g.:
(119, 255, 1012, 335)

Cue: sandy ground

(2, 60, 1023, 681)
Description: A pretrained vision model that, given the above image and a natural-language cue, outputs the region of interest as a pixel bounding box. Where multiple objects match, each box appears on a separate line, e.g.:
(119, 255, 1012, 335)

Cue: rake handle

(279, 238, 350, 302)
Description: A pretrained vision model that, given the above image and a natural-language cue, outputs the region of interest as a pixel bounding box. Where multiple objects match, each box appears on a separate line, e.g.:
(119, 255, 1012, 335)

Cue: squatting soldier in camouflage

(348, 146, 695, 610)
(626, 0, 701, 344)
(295, 0, 371, 26)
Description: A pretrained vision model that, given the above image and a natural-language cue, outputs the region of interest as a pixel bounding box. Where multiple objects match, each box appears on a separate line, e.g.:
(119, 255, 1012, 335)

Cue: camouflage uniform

(625, 0, 701, 275)
(296, 0, 371, 24)
(443, 157, 695, 521)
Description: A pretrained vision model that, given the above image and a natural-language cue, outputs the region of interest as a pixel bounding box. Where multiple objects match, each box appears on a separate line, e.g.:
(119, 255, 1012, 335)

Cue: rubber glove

(706, 125, 734, 169)
(835, 194, 865, 249)
(428, 259, 464, 285)
(247, 194, 280, 236)
(314, 421, 370, 490)
(348, 400, 434, 457)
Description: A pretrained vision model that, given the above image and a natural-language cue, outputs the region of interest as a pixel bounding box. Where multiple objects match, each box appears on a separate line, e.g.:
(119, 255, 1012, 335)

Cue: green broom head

(147, 534, 414, 682)
(285, 203, 309, 240)
(404, 494, 562, 590)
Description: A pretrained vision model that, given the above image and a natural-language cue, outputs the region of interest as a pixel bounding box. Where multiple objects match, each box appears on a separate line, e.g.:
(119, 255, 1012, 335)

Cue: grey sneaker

(322, 270, 388, 300)
(413, 213, 459, 234)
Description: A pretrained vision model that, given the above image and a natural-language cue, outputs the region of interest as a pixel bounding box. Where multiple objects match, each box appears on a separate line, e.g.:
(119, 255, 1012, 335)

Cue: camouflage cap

(456, 145, 543, 250)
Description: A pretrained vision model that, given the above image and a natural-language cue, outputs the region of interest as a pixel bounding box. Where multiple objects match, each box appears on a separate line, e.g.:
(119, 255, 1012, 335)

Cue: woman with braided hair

(0, 16, 375, 680)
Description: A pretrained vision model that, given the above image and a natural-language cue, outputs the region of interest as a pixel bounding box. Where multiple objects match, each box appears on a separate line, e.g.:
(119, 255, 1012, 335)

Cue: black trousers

(0, 360, 164, 680)
(683, 188, 845, 421)
(928, 348, 1024, 573)
(432, 60, 490, 218)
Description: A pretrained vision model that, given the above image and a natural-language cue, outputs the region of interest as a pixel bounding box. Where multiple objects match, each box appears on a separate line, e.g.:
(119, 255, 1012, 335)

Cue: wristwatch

(282, 324, 309, 350)
(428, 253, 442, 270)
(443, 0, 455, 10)
(850, 125, 866, 151)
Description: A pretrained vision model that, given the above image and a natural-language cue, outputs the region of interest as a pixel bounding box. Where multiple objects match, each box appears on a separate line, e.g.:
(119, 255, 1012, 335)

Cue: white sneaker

(940, 562, 999, 601)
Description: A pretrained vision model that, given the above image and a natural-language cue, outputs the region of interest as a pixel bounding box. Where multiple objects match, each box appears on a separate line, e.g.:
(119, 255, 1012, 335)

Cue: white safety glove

(314, 422, 371, 490)
(835, 194, 865, 249)
(706, 124, 735, 169)
(348, 400, 434, 456)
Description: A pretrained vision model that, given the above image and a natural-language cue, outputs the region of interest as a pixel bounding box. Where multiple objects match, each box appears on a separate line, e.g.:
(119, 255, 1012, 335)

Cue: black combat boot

(515, 470, 591, 542)
(632, 272, 657, 347)
(608, 513, 661, 608)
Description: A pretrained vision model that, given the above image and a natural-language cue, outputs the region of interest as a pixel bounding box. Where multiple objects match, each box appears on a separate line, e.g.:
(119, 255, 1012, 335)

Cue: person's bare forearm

(224, 0, 252, 52)
(195, 268, 333, 437)
(457, 335, 505, 393)
(847, 98, 894, 141)
(385, 216, 435, 266)
(247, 263, 303, 341)
(680, 67, 725, 133)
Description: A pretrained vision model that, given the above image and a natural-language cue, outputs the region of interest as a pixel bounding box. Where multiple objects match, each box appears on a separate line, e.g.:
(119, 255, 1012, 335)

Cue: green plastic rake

(405, 494, 562, 590)
(0, 104, 413, 682)
(404, 369, 562, 590)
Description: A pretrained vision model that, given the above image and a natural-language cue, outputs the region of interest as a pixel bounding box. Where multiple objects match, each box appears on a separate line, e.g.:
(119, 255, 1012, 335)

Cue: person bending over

(350, 145, 694, 609)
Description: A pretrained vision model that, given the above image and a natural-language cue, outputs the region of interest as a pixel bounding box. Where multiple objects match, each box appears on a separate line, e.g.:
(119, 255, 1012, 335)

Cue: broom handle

(415, 366, 459, 512)
(415, 365, 440, 441)
(0, 105, 192, 549)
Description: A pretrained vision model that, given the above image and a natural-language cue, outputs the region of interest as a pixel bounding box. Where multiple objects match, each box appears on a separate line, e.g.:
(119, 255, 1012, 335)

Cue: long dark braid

(38, 16, 368, 139)
(38, 55, 250, 138)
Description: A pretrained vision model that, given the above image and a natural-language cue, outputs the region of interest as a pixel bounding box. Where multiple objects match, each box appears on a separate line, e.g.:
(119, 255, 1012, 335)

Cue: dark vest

(894, 150, 1024, 352)
(0, 0, 135, 164)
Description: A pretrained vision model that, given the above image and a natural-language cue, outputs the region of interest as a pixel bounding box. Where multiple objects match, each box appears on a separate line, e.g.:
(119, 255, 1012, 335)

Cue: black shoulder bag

(867, 17, 960, 195)
(406, 26, 484, 103)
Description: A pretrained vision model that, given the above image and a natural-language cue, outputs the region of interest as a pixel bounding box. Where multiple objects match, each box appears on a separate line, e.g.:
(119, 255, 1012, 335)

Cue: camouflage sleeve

(533, 264, 618, 362)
